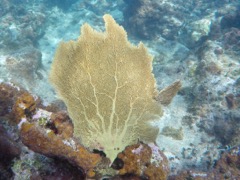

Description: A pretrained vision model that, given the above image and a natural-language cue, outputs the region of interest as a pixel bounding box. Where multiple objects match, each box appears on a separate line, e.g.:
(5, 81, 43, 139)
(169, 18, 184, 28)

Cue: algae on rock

(49, 14, 180, 162)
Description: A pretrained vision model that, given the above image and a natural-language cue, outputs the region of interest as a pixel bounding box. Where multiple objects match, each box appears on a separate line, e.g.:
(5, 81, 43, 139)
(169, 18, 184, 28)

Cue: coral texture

(19, 110, 101, 177)
(0, 82, 37, 124)
(12, 92, 36, 123)
(117, 143, 169, 180)
(169, 147, 240, 179)
(0, 83, 100, 178)
(0, 125, 21, 168)
(5, 47, 43, 83)
(49, 14, 164, 162)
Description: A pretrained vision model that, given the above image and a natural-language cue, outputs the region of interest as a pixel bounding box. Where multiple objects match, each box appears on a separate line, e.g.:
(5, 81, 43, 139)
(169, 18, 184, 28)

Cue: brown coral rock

(208, 152, 240, 179)
(0, 82, 38, 124)
(0, 83, 21, 118)
(12, 92, 36, 123)
(169, 148, 240, 180)
(0, 83, 101, 178)
(19, 120, 101, 177)
(50, 111, 73, 139)
(117, 143, 169, 180)
(157, 80, 182, 106)
(0, 125, 21, 164)
(225, 93, 237, 109)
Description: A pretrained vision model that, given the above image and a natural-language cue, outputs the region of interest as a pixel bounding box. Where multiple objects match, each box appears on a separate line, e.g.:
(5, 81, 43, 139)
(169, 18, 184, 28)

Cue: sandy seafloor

(0, 0, 240, 175)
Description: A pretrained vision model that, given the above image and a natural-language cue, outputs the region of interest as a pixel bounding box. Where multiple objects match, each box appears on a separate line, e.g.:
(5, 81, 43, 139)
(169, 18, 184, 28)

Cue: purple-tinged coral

(117, 143, 169, 180)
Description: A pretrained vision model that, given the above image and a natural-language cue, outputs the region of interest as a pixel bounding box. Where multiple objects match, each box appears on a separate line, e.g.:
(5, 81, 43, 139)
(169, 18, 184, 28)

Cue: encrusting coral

(12, 92, 36, 123)
(117, 143, 169, 180)
(49, 14, 181, 163)
(20, 119, 101, 177)
(0, 83, 101, 178)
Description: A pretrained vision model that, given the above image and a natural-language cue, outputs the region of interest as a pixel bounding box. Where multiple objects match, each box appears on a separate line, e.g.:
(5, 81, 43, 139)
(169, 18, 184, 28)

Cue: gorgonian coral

(49, 14, 180, 162)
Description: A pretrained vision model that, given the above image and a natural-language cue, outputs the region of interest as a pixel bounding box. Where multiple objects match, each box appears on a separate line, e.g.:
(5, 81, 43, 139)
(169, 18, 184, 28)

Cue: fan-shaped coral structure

(49, 14, 181, 163)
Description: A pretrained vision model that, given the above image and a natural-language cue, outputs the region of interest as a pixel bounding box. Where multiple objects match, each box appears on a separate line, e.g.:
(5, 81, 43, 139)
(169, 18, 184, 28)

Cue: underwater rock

(161, 126, 183, 140)
(12, 92, 36, 124)
(0, 2, 46, 50)
(0, 46, 48, 102)
(190, 19, 212, 42)
(0, 82, 34, 123)
(225, 93, 238, 109)
(0, 0, 11, 17)
(18, 108, 171, 179)
(209, 149, 240, 179)
(0, 122, 21, 179)
(117, 143, 169, 180)
(212, 109, 240, 146)
(123, 0, 186, 40)
(5, 46, 43, 83)
(123, 0, 225, 43)
(0, 125, 21, 169)
(0, 82, 172, 179)
(169, 146, 240, 179)
(222, 27, 240, 54)
(168, 170, 208, 180)
(0, 83, 18, 118)
(0, 82, 101, 178)
(19, 109, 101, 178)
(49, 111, 74, 139)
(221, 11, 240, 29)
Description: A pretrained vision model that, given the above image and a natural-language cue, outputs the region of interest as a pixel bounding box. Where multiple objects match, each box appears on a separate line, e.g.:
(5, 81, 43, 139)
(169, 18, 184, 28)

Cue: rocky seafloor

(0, 0, 240, 179)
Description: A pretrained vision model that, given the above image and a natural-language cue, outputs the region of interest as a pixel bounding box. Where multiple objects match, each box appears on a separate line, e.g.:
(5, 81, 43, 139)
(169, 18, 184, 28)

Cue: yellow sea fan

(49, 14, 164, 162)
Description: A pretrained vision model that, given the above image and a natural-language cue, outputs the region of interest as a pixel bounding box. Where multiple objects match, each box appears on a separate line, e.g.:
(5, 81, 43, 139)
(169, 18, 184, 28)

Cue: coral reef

(12, 92, 36, 123)
(209, 148, 240, 179)
(117, 143, 169, 180)
(0, 0, 240, 178)
(222, 27, 240, 54)
(19, 118, 101, 177)
(0, 125, 21, 179)
(0, 82, 37, 123)
(0, 126, 20, 161)
(5, 46, 43, 83)
(0, 46, 45, 102)
(1, 82, 172, 179)
(190, 19, 211, 42)
(169, 146, 240, 179)
(0, 83, 101, 178)
(123, 0, 188, 40)
(49, 14, 180, 163)
(182, 39, 240, 148)
(12, 156, 86, 180)
(161, 126, 183, 140)
(0, 83, 19, 118)
(225, 93, 239, 109)
(0, 1, 46, 51)
(220, 10, 240, 29)
(123, 0, 235, 48)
